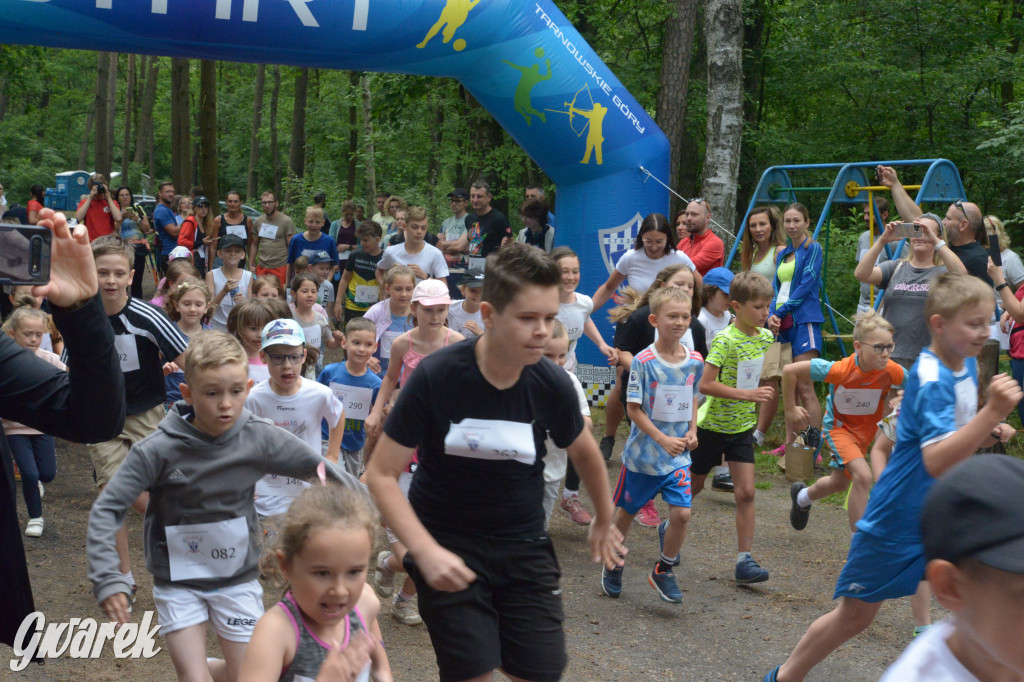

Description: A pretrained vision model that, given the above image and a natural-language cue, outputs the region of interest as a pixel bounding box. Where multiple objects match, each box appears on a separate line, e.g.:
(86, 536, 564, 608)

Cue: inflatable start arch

(1, 0, 670, 391)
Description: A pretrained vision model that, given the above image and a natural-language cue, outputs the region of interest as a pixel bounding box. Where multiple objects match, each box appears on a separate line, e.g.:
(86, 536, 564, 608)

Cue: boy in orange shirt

(783, 309, 904, 531)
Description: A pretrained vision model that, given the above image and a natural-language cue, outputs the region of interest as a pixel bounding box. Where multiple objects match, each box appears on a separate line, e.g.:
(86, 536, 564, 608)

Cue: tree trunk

(247, 64, 266, 202)
(288, 67, 309, 199)
(361, 75, 376, 209)
(736, 0, 770, 218)
(170, 57, 192, 192)
(199, 60, 219, 217)
(134, 57, 158, 168)
(0, 76, 8, 123)
(270, 65, 282, 199)
(121, 54, 135, 180)
(105, 52, 118, 175)
(347, 71, 359, 198)
(427, 96, 444, 225)
(94, 52, 112, 178)
(655, 0, 699, 217)
(701, 0, 744, 235)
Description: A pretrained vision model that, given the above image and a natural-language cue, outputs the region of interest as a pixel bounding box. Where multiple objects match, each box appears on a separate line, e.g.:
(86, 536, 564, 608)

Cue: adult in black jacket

(1, 209, 125, 649)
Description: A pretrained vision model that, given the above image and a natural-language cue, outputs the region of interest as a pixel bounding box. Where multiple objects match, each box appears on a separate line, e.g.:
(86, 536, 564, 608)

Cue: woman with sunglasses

(854, 213, 965, 369)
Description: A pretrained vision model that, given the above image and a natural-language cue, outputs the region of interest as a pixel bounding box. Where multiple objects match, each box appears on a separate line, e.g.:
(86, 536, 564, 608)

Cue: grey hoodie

(88, 402, 363, 606)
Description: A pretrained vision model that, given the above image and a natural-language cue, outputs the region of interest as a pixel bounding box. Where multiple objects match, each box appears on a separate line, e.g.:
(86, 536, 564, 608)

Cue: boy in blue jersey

(317, 317, 382, 477)
(766, 272, 1021, 682)
(602, 286, 703, 604)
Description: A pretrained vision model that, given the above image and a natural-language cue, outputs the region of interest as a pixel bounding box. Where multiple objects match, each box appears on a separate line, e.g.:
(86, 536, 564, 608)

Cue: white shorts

(152, 578, 264, 641)
(384, 471, 414, 545)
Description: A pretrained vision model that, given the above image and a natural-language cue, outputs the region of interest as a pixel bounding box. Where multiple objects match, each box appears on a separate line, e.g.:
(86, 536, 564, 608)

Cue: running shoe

(711, 472, 735, 492)
(391, 596, 422, 625)
(599, 435, 615, 461)
(763, 665, 781, 681)
(25, 517, 43, 538)
(790, 481, 810, 530)
(601, 565, 623, 598)
(559, 496, 592, 526)
(656, 520, 680, 566)
(913, 625, 932, 637)
(648, 565, 683, 604)
(373, 551, 395, 597)
(634, 500, 661, 527)
(765, 444, 786, 457)
(735, 555, 769, 584)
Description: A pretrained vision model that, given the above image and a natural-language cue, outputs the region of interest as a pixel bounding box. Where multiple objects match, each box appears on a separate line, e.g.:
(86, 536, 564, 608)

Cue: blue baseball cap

(702, 267, 734, 295)
(309, 250, 333, 265)
(261, 319, 305, 350)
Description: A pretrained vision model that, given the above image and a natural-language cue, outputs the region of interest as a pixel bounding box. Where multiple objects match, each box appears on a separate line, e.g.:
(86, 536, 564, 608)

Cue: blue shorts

(612, 465, 691, 513)
(833, 531, 926, 602)
(779, 322, 822, 358)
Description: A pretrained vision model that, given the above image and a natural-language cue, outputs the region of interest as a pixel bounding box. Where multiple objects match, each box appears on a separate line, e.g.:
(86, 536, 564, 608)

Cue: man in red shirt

(676, 199, 724, 275)
(75, 173, 121, 242)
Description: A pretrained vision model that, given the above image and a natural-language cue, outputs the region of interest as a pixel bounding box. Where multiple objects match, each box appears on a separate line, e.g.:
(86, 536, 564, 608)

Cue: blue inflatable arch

(1, 0, 670, 382)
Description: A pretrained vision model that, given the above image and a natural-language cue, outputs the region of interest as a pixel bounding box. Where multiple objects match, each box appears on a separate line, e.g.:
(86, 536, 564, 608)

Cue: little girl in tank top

(237, 483, 392, 682)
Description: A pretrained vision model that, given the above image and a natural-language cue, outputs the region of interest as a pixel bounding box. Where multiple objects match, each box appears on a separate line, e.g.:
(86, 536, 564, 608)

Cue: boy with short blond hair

(601, 286, 703, 604)
(766, 272, 1021, 682)
(376, 205, 448, 284)
(88, 330, 361, 682)
(692, 270, 776, 584)
(287, 205, 338, 285)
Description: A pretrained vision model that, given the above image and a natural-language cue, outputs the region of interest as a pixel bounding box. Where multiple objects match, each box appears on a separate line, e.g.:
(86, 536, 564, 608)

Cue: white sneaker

(38, 481, 44, 498)
(25, 518, 44, 537)
(391, 596, 422, 625)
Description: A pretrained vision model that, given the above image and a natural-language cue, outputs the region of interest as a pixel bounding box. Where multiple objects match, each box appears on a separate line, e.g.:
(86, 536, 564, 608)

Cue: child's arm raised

(365, 434, 477, 591)
(364, 334, 408, 439)
(699, 363, 775, 403)
(922, 373, 1022, 477)
(781, 361, 814, 433)
(236, 606, 295, 682)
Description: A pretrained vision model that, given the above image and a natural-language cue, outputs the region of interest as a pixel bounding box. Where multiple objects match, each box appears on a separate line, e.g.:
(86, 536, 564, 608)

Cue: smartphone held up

(0, 224, 52, 285)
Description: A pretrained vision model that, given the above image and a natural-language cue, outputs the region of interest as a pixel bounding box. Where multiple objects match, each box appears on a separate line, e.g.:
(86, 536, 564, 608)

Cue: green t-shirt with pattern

(698, 325, 774, 434)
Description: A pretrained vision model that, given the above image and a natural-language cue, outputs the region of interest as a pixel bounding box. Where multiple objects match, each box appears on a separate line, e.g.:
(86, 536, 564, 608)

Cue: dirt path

(6, 434, 933, 681)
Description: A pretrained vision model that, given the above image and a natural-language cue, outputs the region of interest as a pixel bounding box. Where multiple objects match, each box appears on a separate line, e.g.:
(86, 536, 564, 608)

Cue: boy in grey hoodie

(87, 330, 363, 682)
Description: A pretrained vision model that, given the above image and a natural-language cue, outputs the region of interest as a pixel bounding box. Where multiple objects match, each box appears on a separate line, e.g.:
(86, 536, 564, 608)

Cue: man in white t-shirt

(376, 206, 449, 284)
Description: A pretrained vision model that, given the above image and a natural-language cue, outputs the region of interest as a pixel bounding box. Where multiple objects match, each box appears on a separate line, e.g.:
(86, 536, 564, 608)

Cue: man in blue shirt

(152, 182, 178, 275)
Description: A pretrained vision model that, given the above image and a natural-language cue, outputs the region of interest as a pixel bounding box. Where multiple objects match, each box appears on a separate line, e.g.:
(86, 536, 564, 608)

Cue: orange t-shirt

(812, 355, 905, 445)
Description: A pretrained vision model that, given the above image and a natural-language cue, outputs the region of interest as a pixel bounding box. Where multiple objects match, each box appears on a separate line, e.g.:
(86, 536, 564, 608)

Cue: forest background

(1, 0, 1022, 320)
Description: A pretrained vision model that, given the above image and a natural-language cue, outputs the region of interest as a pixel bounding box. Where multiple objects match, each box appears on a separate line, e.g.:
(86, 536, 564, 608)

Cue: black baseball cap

(462, 268, 485, 288)
(922, 454, 1024, 573)
(218, 234, 245, 250)
(447, 188, 469, 200)
(194, 196, 210, 208)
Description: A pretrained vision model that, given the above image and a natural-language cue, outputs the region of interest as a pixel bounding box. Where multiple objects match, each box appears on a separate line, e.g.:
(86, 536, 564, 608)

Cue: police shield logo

(598, 213, 644, 275)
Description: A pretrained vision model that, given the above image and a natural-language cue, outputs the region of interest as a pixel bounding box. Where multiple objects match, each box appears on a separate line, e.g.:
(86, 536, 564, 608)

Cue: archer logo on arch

(598, 213, 643, 276)
(546, 84, 606, 165)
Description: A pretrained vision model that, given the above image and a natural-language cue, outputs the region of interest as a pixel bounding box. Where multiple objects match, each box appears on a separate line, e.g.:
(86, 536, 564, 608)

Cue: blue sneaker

(735, 555, 769, 584)
(601, 565, 623, 598)
(763, 665, 780, 681)
(648, 565, 683, 603)
(657, 520, 680, 566)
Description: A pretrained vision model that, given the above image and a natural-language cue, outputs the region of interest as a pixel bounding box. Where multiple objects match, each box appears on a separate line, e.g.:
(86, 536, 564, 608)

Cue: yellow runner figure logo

(502, 48, 552, 127)
(417, 0, 480, 51)
(546, 84, 606, 165)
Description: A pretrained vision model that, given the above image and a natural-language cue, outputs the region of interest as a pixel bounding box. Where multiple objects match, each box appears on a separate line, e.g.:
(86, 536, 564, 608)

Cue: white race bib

(776, 281, 792, 308)
(165, 516, 248, 581)
(834, 387, 881, 416)
(380, 330, 402, 359)
(338, 250, 351, 261)
(303, 324, 323, 349)
(954, 378, 978, 430)
(329, 383, 372, 421)
(652, 384, 693, 422)
(225, 224, 247, 239)
(736, 357, 763, 390)
(467, 256, 487, 271)
(354, 284, 379, 304)
(114, 334, 140, 373)
(444, 418, 536, 465)
(255, 474, 311, 499)
(258, 222, 279, 240)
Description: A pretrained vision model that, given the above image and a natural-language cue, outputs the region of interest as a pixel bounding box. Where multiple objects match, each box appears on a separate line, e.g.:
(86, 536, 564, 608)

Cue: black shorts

(404, 530, 567, 682)
(690, 427, 755, 476)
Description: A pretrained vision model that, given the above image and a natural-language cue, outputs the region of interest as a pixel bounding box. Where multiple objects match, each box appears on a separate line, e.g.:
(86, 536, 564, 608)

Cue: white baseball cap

(412, 279, 451, 306)
(260, 318, 305, 350)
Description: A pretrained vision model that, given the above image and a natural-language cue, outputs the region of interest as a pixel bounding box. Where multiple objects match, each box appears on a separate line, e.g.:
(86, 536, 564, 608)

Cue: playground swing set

(723, 159, 967, 357)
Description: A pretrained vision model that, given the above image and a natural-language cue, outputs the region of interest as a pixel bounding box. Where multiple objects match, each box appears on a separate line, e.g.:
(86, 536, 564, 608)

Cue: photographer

(1, 208, 125, 649)
(75, 173, 122, 242)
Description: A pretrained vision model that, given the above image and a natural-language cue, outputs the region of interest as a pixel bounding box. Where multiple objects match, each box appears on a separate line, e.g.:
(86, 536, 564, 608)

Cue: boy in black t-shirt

(88, 235, 189, 598)
(366, 243, 625, 682)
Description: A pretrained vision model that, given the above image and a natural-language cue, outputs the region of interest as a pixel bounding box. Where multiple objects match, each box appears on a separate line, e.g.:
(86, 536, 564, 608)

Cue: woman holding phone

(116, 186, 153, 299)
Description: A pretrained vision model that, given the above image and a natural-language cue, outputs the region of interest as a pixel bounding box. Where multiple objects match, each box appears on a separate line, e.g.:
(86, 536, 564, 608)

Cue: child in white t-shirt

(698, 267, 734, 345)
(552, 247, 617, 373)
(446, 268, 485, 337)
(309, 250, 337, 315)
(244, 319, 345, 518)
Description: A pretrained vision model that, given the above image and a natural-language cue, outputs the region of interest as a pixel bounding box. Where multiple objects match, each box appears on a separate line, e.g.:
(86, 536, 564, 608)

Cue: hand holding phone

(0, 224, 51, 285)
(893, 222, 923, 239)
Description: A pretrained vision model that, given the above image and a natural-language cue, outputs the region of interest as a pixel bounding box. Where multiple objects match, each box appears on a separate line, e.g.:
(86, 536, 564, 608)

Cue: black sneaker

(790, 481, 810, 530)
(711, 472, 734, 492)
(599, 436, 615, 461)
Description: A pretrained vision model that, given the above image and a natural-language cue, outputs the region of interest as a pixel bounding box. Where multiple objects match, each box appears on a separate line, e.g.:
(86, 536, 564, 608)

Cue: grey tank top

(277, 591, 371, 682)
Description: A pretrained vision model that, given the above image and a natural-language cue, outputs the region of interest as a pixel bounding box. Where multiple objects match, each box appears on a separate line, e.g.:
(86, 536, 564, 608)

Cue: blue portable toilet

(55, 171, 92, 211)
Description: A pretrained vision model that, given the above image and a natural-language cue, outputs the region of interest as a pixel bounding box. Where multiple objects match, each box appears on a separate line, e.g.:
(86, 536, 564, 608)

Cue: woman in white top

(987, 215, 1024, 288)
(591, 212, 701, 310)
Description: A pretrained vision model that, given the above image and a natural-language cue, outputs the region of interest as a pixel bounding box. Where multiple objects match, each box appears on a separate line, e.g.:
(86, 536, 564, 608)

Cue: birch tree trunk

(702, 0, 743, 233)
(247, 64, 266, 202)
(656, 0, 699, 217)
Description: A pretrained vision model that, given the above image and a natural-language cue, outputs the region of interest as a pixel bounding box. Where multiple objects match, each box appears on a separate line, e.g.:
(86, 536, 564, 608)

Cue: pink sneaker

(559, 496, 593, 525)
(634, 500, 662, 527)
(765, 444, 786, 457)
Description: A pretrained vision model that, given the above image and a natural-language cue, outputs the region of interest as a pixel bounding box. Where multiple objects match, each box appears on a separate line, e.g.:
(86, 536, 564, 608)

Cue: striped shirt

(699, 325, 774, 434)
(109, 297, 189, 414)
